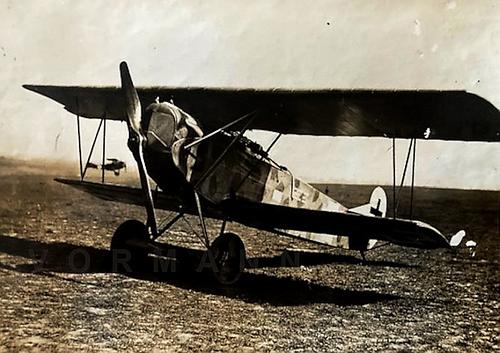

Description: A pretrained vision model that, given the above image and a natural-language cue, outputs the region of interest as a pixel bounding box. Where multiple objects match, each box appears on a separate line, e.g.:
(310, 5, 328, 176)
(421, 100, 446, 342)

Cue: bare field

(0, 157, 498, 352)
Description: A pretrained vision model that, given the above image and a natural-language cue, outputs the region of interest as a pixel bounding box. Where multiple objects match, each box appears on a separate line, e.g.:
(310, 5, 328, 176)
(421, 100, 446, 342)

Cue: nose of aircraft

(143, 101, 204, 182)
(144, 102, 179, 151)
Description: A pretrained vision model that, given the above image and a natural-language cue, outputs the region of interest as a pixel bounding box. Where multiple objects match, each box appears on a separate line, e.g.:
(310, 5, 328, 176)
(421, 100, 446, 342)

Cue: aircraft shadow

(0, 234, 401, 306)
(247, 249, 417, 269)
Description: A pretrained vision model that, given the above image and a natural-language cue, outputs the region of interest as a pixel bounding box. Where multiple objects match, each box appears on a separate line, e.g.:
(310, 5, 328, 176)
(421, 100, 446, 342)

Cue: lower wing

(57, 178, 450, 250)
(219, 199, 450, 249)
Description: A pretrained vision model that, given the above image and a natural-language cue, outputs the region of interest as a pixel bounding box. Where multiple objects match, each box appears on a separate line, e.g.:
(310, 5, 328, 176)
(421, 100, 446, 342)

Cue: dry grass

(0, 157, 498, 352)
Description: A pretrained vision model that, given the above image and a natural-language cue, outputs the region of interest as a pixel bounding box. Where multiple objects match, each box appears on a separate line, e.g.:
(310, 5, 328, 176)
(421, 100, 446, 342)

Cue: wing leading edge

(24, 85, 500, 142)
(54, 178, 224, 220)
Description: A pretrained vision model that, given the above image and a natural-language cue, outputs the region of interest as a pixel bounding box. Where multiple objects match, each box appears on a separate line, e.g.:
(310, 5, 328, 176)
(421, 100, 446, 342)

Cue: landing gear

(110, 219, 149, 271)
(193, 192, 245, 284)
(209, 232, 246, 285)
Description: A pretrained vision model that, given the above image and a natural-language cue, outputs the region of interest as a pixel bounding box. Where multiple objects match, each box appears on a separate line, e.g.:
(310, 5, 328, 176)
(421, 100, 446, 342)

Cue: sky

(0, 0, 499, 189)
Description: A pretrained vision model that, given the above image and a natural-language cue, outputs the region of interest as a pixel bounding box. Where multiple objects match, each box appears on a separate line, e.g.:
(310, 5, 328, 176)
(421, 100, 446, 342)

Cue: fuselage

(141, 101, 345, 214)
(139, 100, 367, 250)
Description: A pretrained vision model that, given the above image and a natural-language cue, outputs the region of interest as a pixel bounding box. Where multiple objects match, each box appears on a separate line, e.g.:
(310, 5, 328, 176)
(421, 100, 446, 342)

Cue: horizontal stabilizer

(449, 230, 466, 247)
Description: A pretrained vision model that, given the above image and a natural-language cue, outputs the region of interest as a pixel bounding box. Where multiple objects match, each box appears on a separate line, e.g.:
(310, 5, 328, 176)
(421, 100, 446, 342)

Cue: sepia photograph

(0, 0, 498, 351)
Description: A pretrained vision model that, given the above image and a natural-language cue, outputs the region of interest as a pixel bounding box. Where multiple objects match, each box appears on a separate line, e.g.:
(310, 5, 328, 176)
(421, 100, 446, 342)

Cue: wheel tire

(110, 219, 149, 272)
(209, 232, 246, 285)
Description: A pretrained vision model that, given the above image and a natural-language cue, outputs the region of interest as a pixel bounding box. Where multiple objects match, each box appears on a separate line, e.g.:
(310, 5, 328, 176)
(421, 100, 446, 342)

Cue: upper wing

(220, 199, 450, 249)
(24, 85, 500, 142)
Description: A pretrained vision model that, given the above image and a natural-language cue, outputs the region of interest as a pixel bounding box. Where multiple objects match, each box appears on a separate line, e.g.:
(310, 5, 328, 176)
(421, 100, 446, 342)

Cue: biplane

(23, 62, 499, 283)
(86, 158, 127, 176)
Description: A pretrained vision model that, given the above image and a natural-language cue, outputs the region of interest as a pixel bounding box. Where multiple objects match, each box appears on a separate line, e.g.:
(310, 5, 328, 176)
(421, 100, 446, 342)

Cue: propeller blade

(119, 62, 158, 236)
(120, 61, 142, 134)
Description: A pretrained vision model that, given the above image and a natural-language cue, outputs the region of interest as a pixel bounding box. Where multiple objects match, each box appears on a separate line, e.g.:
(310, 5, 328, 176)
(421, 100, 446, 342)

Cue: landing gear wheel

(110, 219, 149, 271)
(209, 232, 246, 285)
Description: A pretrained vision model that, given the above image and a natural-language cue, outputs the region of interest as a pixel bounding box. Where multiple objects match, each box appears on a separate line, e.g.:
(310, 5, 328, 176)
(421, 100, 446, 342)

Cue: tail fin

(348, 187, 387, 251)
(348, 186, 387, 218)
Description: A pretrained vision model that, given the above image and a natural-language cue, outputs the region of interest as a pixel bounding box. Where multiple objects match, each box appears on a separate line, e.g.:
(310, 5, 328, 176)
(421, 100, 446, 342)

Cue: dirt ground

(0, 157, 498, 352)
